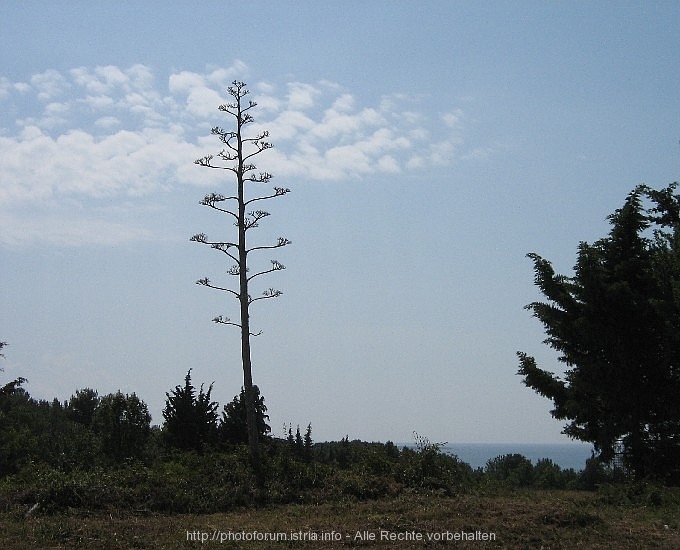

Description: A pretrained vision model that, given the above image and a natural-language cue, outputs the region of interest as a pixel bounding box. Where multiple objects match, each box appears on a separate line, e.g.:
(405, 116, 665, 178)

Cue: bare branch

(196, 278, 240, 298)
(244, 210, 271, 230)
(212, 126, 238, 144)
(195, 155, 238, 173)
(217, 148, 238, 161)
(194, 155, 214, 167)
(213, 315, 262, 336)
(242, 130, 270, 144)
(246, 186, 290, 205)
(248, 237, 292, 253)
(247, 260, 285, 282)
(212, 315, 236, 325)
(250, 210, 270, 221)
(243, 141, 274, 162)
(209, 242, 239, 263)
(191, 234, 239, 262)
(249, 172, 273, 183)
(198, 194, 239, 220)
(200, 193, 227, 205)
(250, 288, 283, 304)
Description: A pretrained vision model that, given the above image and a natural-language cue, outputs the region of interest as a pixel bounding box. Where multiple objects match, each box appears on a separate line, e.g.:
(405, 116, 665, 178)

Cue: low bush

(2, 434, 659, 516)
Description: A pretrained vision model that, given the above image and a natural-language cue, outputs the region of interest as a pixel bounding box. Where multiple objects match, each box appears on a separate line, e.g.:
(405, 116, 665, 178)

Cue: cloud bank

(0, 61, 471, 246)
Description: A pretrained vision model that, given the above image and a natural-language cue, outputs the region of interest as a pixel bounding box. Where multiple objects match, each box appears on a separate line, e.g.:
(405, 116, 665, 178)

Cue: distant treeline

(0, 365, 631, 515)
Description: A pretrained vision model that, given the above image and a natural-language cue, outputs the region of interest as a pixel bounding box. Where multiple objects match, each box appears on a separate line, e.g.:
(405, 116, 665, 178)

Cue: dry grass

(1, 489, 678, 549)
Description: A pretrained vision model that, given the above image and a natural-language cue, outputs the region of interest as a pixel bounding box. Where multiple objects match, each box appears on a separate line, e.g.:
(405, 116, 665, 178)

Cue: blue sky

(1, 2, 679, 444)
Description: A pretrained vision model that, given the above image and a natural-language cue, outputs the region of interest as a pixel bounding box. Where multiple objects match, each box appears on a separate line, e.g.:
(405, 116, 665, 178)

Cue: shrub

(485, 454, 534, 487)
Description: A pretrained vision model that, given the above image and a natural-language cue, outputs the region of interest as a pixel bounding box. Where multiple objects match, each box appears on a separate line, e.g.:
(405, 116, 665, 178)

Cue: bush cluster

(0, 431, 625, 517)
(0, 369, 656, 516)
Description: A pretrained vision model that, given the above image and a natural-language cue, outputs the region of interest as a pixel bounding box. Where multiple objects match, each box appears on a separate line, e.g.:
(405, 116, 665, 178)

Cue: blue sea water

(441, 443, 594, 472)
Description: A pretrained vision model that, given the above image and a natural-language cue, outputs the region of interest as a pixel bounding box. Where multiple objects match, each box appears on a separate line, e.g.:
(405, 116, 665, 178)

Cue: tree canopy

(163, 369, 219, 451)
(219, 385, 270, 445)
(92, 391, 151, 462)
(518, 183, 680, 482)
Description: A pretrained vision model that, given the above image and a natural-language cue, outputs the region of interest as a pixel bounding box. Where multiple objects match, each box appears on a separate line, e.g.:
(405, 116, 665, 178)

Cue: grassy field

(1, 489, 678, 549)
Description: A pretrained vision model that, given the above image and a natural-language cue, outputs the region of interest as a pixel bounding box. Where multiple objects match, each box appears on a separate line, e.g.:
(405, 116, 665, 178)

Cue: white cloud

(31, 69, 70, 101)
(378, 155, 400, 173)
(0, 62, 473, 245)
(0, 124, 200, 205)
(184, 86, 224, 118)
(206, 60, 248, 86)
(311, 103, 384, 141)
(331, 93, 355, 113)
(13, 82, 31, 94)
(94, 65, 129, 89)
(94, 116, 120, 129)
(428, 136, 463, 165)
(127, 64, 155, 90)
(70, 65, 129, 95)
(81, 95, 115, 109)
(262, 109, 316, 141)
(168, 70, 205, 94)
(168, 69, 233, 118)
(406, 155, 425, 169)
(442, 109, 464, 129)
(286, 82, 321, 110)
(0, 210, 152, 247)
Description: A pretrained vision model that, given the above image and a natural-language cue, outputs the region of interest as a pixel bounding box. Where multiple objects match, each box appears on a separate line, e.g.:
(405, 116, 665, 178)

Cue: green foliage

(92, 391, 151, 463)
(162, 369, 218, 451)
(396, 432, 471, 493)
(594, 479, 680, 530)
(0, 336, 656, 514)
(533, 458, 574, 489)
(484, 454, 583, 490)
(0, 382, 31, 476)
(67, 388, 99, 426)
(0, 426, 651, 516)
(303, 423, 313, 461)
(219, 385, 270, 445)
(519, 183, 680, 482)
(485, 454, 535, 487)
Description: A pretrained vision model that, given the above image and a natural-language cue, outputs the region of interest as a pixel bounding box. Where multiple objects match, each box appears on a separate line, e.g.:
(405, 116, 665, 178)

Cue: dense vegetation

(519, 183, 680, 483)
(0, 366, 639, 517)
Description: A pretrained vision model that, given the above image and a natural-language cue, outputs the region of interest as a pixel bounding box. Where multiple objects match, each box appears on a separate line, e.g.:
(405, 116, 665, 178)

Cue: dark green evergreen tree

(303, 423, 313, 461)
(219, 385, 270, 444)
(0, 343, 26, 399)
(0, 384, 31, 476)
(0, 342, 29, 475)
(92, 391, 151, 462)
(295, 425, 303, 455)
(67, 388, 99, 427)
(286, 424, 295, 448)
(518, 183, 680, 482)
(163, 369, 218, 451)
